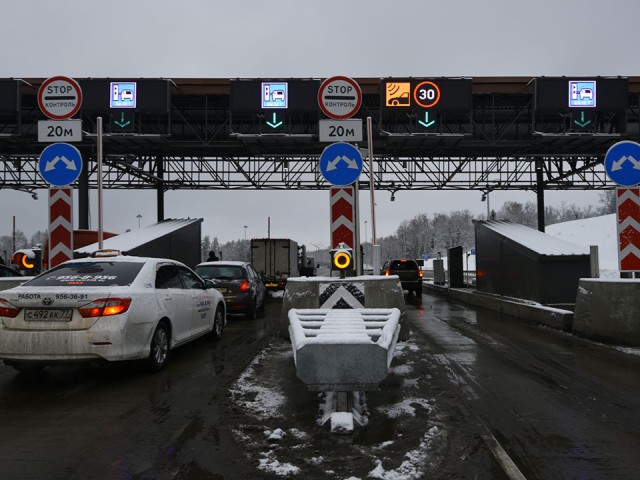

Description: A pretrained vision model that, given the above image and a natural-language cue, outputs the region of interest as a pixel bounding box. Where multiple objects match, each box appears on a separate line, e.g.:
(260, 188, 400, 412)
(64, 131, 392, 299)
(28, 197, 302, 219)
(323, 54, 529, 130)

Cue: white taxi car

(0, 255, 226, 373)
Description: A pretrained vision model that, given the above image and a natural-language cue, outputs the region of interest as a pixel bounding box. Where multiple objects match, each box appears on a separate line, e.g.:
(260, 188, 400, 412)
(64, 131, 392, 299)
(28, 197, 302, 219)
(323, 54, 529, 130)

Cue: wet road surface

(416, 291, 640, 479)
(0, 291, 639, 479)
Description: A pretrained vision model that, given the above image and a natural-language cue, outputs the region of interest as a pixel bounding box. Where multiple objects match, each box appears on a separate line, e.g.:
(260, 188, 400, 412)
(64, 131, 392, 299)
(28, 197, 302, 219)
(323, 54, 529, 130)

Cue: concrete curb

(423, 283, 574, 332)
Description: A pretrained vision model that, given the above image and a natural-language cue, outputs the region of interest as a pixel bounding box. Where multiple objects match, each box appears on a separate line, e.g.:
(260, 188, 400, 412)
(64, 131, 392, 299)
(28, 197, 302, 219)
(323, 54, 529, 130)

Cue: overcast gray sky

(1, 0, 637, 249)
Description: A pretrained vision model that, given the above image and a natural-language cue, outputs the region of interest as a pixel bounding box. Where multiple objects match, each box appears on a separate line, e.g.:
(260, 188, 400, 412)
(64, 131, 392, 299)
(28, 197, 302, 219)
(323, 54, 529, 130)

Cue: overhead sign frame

(38, 76, 82, 120)
(318, 76, 362, 120)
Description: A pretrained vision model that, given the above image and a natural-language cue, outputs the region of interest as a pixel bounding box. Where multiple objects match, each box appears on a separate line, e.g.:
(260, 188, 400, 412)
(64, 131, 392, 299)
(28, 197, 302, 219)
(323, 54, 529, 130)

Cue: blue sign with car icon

(262, 82, 288, 109)
(111, 82, 137, 108)
(569, 80, 596, 108)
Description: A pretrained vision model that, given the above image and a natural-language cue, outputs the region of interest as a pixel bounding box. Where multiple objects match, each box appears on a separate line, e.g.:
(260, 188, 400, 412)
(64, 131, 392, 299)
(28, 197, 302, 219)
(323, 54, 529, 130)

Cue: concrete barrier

(424, 283, 574, 331)
(573, 278, 640, 346)
(280, 275, 409, 341)
(288, 308, 401, 391)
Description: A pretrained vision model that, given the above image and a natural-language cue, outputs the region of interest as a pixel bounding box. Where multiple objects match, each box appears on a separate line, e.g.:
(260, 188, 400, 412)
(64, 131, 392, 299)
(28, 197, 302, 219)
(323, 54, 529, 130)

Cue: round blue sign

(38, 143, 83, 187)
(604, 141, 640, 187)
(319, 142, 363, 186)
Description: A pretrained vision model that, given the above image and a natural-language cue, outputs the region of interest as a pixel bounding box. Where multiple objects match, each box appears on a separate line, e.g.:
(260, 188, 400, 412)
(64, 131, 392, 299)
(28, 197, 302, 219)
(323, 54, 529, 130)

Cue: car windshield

(23, 261, 144, 287)
(196, 265, 245, 280)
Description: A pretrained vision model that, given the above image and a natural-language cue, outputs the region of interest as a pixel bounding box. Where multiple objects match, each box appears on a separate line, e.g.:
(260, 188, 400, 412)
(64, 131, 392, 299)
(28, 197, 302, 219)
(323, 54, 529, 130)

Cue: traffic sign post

(320, 142, 363, 186)
(38, 143, 83, 187)
(616, 187, 640, 272)
(38, 76, 82, 120)
(604, 141, 640, 187)
(48, 187, 74, 268)
(318, 76, 362, 119)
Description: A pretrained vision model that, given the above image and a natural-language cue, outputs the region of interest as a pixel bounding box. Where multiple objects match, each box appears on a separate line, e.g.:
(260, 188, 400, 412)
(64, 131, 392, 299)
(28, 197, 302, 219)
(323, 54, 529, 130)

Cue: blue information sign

(604, 141, 640, 187)
(320, 142, 363, 186)
(38, 143, 83, 187)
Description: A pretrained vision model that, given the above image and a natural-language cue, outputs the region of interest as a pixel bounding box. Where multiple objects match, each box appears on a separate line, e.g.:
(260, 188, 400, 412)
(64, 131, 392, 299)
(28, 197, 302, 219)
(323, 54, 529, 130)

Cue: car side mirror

(203, 279, 215, 289)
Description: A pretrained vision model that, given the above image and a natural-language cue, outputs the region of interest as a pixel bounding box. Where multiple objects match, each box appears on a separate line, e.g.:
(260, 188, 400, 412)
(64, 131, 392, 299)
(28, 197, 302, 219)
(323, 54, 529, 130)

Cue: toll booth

(447, 246, 464, 288)
(75, 218, 202, 268)
(474, 220, 591, 306)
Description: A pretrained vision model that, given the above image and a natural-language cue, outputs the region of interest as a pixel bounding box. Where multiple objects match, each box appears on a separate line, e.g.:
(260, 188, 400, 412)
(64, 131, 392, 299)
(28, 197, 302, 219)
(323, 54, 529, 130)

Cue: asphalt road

(0, 292, 639, 479)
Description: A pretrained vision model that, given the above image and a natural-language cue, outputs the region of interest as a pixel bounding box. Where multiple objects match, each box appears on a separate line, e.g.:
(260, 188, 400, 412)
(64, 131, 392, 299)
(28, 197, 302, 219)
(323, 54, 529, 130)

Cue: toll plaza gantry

(1, 76, 639, 231)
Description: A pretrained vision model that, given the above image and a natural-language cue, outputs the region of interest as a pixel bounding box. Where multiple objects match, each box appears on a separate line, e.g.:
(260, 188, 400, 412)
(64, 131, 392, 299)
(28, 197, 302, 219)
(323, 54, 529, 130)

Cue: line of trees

(3, 192, 615, 268)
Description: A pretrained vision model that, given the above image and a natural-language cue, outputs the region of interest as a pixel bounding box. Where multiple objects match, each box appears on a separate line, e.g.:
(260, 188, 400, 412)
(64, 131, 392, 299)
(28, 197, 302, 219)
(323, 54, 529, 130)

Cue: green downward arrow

(266, 112, 283, 128)
(574, 111, 591, 128)
(114, 112, 131, 128)
(418, 112, 435, 128)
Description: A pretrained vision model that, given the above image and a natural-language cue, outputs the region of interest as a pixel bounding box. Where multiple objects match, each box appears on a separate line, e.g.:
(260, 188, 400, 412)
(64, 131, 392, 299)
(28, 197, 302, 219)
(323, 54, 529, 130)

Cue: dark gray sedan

(195, 261, 267, 319)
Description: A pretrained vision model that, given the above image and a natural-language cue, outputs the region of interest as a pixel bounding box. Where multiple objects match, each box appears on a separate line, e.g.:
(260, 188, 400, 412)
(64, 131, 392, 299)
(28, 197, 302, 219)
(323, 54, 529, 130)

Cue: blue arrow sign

(604, 141, 640, 187)
(38, 143, 83, 187)
(320, 142, 363, 186)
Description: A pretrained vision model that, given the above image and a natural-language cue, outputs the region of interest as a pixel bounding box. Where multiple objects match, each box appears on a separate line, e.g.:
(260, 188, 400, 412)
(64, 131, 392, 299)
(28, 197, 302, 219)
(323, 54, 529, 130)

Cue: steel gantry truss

(1, 77, 639, 197)
(0, 154, 610, 193)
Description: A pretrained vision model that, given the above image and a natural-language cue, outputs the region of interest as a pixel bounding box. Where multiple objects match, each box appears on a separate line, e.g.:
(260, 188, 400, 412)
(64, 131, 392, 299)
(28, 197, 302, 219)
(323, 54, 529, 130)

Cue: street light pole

(137, 214, 142, 228)
(364, 220, 368, 244)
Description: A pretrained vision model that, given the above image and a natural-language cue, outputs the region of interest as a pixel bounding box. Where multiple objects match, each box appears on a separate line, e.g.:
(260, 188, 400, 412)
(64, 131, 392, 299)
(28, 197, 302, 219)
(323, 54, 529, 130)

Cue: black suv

(383, 259, 423, 296)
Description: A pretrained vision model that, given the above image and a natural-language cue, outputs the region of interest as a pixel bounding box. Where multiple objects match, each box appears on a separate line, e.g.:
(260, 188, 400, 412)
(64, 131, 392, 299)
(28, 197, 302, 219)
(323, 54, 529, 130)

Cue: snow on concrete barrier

(280, 275, 410, 341)
(288, 308, 401, 391)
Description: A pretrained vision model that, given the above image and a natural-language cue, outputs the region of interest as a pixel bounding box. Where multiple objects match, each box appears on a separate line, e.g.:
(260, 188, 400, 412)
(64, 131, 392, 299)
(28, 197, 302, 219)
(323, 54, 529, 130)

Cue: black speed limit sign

(413, 81, 441, 108)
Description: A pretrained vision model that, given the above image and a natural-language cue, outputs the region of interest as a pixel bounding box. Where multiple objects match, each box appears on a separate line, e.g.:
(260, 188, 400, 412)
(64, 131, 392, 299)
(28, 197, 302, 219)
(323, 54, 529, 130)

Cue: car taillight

(239, 280, 251, 292)
(79, 298, 132, 318)
(0, 298, 20, 318)
(418, 270, 423, 278)
(385, 270, 390, 276)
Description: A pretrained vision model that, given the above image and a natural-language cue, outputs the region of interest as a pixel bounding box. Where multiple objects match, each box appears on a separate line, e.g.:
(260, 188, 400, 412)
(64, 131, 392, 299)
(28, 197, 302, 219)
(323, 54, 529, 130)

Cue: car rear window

(24, 261, 144, 287)
(390, 260, 419, 271)
(196, 265, 245, 280)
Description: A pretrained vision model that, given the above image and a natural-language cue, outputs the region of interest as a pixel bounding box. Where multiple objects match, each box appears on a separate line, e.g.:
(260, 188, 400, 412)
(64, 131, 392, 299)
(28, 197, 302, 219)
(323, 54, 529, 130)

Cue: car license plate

(265, 282, 278, 288)
(24, 309, 73, 321)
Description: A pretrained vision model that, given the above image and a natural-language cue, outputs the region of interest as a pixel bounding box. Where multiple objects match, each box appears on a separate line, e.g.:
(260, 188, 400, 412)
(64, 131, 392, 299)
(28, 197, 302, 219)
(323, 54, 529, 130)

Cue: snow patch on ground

(377, 398, 433, 418)
(367, 425, 443, 480)
(390, 363, 414, 376)
(258, 450, 300, 477)
(393, 341, 420, 358)
(229, 348, 287, 419)
(265, 428, 286, 441)
(402, 378, 419, 388)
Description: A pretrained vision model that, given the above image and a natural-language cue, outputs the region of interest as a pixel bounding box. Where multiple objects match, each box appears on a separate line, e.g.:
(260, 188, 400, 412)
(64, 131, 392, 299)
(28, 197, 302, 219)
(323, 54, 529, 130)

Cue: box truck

(251, 238, 299, 290)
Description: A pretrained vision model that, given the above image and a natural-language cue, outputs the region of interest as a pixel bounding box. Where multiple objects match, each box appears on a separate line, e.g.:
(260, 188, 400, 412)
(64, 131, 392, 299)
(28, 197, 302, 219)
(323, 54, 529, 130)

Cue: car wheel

(209, 305, 225, 340)
(147, 322, 170, 372)
(246, 296, 257, 320)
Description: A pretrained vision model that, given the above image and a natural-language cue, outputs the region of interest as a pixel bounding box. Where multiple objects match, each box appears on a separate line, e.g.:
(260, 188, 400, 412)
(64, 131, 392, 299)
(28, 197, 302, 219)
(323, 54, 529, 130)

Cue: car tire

(246, 297, 257, 320)
(209, 305, 225, 340)
(146, 322, 170, 372)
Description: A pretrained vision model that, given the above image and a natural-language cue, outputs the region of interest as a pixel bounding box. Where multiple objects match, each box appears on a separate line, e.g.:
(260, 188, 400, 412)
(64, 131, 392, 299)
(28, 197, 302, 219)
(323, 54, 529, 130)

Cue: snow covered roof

(75, 218, 202, 255)
(480, 220, 589, 256)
